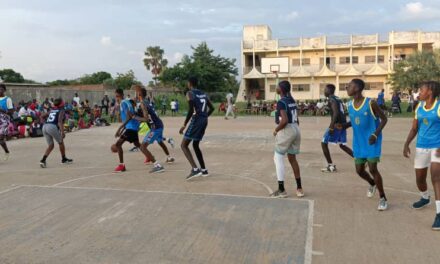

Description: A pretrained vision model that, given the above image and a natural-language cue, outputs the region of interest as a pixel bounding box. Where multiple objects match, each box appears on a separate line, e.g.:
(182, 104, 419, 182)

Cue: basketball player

(180, 77, 214, 180)
(345, 79, 388, 211)
(0, 84, 13, 161)
(40, 98, 73, 168)
(321, 84, 353, 172)
(403, 81, 440, 230)
(270, 81, 304, 198)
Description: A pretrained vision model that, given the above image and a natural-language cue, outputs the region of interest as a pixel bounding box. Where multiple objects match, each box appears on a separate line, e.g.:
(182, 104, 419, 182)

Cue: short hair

(351, 79, 365, 91)
(420, 81, 440, 98)
(115, 88, 124, 96)
(0, 84, 6, 91)
(326, 84, 336, 93)
(278, 80, 291, 94)
(188, 77, 198, 87)
(53, 98, 63, 107)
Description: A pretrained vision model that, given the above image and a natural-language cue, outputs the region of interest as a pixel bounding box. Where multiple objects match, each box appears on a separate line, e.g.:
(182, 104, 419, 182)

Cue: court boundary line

(0, 185, 22, 195)
(305, 200, 315, 264)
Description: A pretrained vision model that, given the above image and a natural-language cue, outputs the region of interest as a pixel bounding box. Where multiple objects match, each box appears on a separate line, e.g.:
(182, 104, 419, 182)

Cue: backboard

(261, 57, 289, 74)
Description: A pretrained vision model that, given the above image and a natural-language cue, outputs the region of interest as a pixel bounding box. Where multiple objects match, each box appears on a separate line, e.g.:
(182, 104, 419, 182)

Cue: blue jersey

(0, 96, 13, 112)
(348, 97, 382, 158)
(416, 100, 440, 148)
(120, 99, 139, 131)
(276, 95, 298, 124)
(143, 99, 163, 129)
(46, 109, 62, 127)
(377, 92, 385, 106)
(328, 95, 347, 124)
(189, 89, 208, 118)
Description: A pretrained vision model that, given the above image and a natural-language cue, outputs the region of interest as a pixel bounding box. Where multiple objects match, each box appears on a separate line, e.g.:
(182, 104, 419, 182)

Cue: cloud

(173, 52, 184, 61)
(280, 11, 299, 22)
(189, 23, 241, 34)
(100, 36, 112, 46)
(400, 2, 440, 20)
(163, 20, 176, 26)
(178, 6, 216, 15)
(405, 2, 423, 15)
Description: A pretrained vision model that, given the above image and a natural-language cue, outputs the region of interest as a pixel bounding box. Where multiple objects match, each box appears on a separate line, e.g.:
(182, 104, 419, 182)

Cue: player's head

(324, 84, 336, 97)
(133, 85, 142, 99)
(277, 81, 291, 96)
(53, 98, 63, 108)
(347, 79, 365, 97)
(381, 89, 384, 93)
(0, 83, 6, 96)
(419, 81, 440, 101)
(188, 77, 198, 89)
(115, 88, 124, 102)
(138, 88, 147, 99)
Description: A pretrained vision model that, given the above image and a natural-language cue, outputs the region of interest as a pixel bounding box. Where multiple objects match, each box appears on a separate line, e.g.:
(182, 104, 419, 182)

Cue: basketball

(110, 144, 118, 153)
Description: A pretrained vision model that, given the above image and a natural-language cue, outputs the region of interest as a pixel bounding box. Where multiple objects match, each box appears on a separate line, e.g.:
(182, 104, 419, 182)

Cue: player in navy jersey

(321, 84, 353, 173)
(39, 98, 73, 168)
(180, 77, 214, 180)
(345, 79, 388, 211)
(403, 81, 440, 230)
(270, 81, 304, 198)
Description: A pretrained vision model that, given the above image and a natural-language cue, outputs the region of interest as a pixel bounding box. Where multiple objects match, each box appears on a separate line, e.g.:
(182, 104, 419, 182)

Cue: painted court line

(305, 200, 315, 264)
(0, 185, 23, 195)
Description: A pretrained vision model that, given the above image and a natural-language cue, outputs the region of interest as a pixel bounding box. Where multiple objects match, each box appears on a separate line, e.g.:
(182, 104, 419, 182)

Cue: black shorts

(121, 129, 139, 143)
(184, 117, 208, 141)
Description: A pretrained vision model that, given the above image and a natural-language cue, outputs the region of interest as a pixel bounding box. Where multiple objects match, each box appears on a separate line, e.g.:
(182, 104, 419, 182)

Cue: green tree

(389, 51, 440, 92)
(78, 71, 112, 85)
(143, 46, 168, 86)
(159, 42, 238, 92)
(114, 70, 141, 90)
(0, 69, 25, 83)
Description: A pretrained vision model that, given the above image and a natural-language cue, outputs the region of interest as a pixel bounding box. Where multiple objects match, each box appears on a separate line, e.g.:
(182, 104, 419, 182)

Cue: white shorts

(414, 148, 440, 169)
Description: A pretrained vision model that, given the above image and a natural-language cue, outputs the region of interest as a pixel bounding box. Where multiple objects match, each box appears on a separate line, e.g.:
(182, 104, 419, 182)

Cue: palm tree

(143, 46, 168, 87)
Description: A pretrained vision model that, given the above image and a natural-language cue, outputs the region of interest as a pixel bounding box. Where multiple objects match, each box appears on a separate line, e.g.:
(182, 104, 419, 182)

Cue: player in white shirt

(170, 100, 177, 116)
(225, 90, 236, 120)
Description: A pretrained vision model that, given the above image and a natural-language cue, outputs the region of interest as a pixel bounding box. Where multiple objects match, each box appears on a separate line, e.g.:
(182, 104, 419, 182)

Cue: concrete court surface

(0, 116, 439, 264)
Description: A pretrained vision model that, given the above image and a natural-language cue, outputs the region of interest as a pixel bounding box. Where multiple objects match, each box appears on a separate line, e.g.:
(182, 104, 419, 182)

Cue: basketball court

(0, 116, 439, 264)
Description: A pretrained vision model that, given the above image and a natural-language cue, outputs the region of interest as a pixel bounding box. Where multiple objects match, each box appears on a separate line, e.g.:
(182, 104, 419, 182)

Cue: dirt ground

(0, 116, 438, 264)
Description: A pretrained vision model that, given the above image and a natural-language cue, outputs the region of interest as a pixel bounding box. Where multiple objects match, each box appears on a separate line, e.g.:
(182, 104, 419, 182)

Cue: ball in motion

(111, 144, 118, 153)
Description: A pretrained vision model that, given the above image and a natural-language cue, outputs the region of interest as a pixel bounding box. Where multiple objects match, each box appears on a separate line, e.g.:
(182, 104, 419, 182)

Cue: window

(339, 56, 359, 64)
(292, 58, 311, 66)
(257, 34, 264, 40)
(339, 83, 349, 91)
(292, 84, 310, 92)
(365, 82, 384, 90)
(365, 55, 385, 64)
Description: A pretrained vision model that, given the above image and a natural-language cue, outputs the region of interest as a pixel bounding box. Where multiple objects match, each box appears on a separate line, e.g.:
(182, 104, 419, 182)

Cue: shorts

(143, 128, 164, 144)
(355, 157, 381, 165)
(184, 117, 208, 141)
(414, 148, 440, 169)
(121, 129, 139, 144)
(0, 113, 10, 137)
(275, 123, 301, 155)
(322, 128, 347, 145)
(43, 124, 62, 145)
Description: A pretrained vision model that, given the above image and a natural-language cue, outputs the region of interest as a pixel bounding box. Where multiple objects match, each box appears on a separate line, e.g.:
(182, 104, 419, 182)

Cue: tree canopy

(159, 42, 238, 92)
(0, 69, 25, 83)
(389, 50, 440, 91)
(104, 70, 141, 90)
(144, 46, 168, 86)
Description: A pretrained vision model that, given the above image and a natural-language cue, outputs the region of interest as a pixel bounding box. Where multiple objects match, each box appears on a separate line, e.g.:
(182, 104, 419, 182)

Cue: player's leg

(339, 144, 354, 157)
(0, 137, 9, 159)
(430, 152, 440, 230)
(192, 140, 206, 170)
(271, 151, 287, 198)
(114, 136, 127, 172)
(321, 129, 336, 172)
(0, 120, 10, 160)
(40, 125, 54, 168)
(355, 160, 376, 197)
(181, 138, 202, 179)
(367, 161, 388, 211)
(288, 154, 304, 197)
(225, 105, 231, 119)
(413, 148, 431, 208)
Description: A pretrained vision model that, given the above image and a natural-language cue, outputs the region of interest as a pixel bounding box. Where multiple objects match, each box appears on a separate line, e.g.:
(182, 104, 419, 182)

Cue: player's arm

(403, 118, 418, 158)
(206, 98, 214, 117)
(274, 109, 288, 136)
(369, 100, 388, 145)
(180, 92, 194, 134)
(329, 100, 338, 133)
(133, 102, 150, 122)
(58, 109, 65, 139)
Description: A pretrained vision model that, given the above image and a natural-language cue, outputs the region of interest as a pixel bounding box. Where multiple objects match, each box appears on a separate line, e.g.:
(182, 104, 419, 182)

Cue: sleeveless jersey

(348, 97, 382, 158)
(276, 95, 298, 124)
(328, 95, 346, 124)
(0, 96, 12, 112)
(189, 89, 208, 118)
(142, 99, 163, 129)
(46, 109, 62, 127)
(120, 99, 139, 131)
(415, 100, 440, 148)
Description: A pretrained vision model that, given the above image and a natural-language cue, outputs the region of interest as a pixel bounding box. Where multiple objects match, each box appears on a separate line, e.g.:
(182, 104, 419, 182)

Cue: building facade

(237, 25, 440, 102)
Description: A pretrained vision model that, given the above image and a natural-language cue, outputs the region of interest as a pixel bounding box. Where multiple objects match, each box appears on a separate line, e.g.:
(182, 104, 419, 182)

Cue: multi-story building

(237, 25, 440, 102)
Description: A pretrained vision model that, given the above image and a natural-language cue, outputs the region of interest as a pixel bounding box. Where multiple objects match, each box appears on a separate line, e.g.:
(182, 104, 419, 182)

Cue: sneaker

(201, 169, 209, 177)
(296, 189, 305, 197)
(367, 185, 377, 198)
(378, 198, 388, 211)
(167, 138, 175, 149)
(61, 158, 73, 164)
(270, 189, 288, 198)
(113, 164, 126, 173)
(4, 152, 9, 161)
(40, 160, 46, 168)
(166, 157, 175, 164)
(144, 158, 153, 165)
(321, 164, 337, 173)
(150, 164, 165, 174)
(186, 169, 202, 180)
(432, 213, 440, 231)
(412, 197, 430, 209)
(129, 147, 139, 152)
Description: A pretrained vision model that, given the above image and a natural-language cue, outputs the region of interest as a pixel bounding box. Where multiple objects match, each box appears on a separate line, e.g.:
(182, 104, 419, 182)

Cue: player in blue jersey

(180, 77, 214, 180)
(270, 81, 304, 198)
(345, 79, 388, 211)
(0, 84, 13, 161)
(39, 98, 73, 168)
(113, 89, 152, 173)
(321, 84, 353, 173)
(403, 81, 440, 230)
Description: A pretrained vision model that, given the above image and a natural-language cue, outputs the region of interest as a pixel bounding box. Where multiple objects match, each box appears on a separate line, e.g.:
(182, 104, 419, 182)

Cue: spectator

(377, 89, 385, 109)
(73, 93, 80, 105)
(101, 95, 110, 115)
(170, 99, 177, 116)
(391, 92, 402, 113)
(161, 96, 167, 115)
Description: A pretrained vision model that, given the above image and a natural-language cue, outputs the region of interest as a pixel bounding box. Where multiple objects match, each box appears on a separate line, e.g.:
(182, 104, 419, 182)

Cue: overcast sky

(1, 0, 440, 83)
